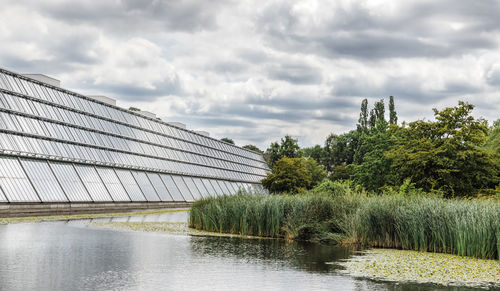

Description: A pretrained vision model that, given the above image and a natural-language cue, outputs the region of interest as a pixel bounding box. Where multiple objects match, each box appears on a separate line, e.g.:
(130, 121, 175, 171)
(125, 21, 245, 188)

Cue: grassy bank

(189, 185, 500, 260)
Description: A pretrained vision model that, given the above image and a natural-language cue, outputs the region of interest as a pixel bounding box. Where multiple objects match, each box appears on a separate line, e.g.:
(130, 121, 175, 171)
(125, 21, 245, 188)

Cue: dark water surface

(0, 212, 483, 291)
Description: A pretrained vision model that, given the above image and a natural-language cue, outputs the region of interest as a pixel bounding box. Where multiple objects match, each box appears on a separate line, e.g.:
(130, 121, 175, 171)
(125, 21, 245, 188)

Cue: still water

(0, 211, 482, 291)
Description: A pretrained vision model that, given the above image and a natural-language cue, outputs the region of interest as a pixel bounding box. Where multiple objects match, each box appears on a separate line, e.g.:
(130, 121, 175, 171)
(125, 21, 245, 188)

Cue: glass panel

(235, 182, 246, 193)
(0, 156, 40, 202)
(0, 74, 272, 184)
(242, 183, 253, 194)
(182, 176, 203, 200)
(159, 174, 185, 201)
(210, 179, 224, 196)
(229, 182, 241, 194)
(96, 167, 130, 201)
(172, 175, 195, 202)
(131, 171, 160, 201)
(0, 182, 8, 202)
(252, 183, 260, 193)
(74, 165, 112, 201)
(20, 159, 68, 202)
(222, 180, 237, 195)
(114, 169, 146, 201)
(146, 173, 173, 201)
(201, 179, 218, 197)
(49, 162, 92, 202)
(193, 178, 209, 198)
(216, 180, 231, 195)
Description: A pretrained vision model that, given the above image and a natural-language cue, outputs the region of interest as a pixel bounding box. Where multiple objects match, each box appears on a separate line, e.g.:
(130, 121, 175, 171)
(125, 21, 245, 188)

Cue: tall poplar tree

(369, 109, 376, 128)
(389, 96, 398, 125)
(373, 99, 386, 124)
(358, 99, 369, 131)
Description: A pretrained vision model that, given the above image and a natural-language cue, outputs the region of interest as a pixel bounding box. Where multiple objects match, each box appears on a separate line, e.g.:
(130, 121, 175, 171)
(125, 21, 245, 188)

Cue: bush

(261, 156, 327, 194)
(261, 157, 311, 194)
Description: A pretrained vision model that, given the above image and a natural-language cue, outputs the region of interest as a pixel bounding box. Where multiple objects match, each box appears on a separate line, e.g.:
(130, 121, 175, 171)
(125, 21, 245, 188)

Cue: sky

(1, 0, 499, 149)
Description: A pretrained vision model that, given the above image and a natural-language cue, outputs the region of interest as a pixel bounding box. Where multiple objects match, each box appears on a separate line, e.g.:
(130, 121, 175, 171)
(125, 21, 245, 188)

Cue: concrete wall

(0, 202, 191, 218)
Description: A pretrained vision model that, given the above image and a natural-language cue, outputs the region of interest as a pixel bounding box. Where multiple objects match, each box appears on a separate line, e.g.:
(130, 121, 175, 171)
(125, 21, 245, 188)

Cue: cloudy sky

(1, 0, 499, 149)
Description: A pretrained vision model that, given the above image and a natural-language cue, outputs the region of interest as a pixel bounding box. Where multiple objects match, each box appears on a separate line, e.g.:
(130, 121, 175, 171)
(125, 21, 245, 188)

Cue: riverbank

(90, 221, 277, 240)
(0, 208, 189, 224)
(0, 208, 272, 240)
(189, 185, 500, 260)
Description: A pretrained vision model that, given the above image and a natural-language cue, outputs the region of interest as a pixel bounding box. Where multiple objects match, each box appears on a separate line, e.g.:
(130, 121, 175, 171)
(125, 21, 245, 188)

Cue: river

(0, 211, 483, 290)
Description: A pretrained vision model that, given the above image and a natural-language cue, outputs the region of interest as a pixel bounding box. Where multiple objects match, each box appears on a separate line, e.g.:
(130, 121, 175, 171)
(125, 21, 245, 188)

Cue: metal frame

(0, 66, 266, 204)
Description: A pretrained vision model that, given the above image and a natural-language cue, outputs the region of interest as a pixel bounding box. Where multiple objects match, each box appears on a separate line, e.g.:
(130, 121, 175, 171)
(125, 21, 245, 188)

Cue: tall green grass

(189, 184, 500, 260)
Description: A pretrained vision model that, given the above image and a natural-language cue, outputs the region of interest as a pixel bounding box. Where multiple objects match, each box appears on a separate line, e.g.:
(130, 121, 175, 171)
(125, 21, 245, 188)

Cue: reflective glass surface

(0, 67, 267, 203)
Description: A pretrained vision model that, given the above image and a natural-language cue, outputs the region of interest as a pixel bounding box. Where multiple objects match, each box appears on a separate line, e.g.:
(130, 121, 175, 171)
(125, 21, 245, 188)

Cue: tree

(373, 99, 386, 124)
(369, 109, 376, 128)
(304, 158, 328, 187)
(386, 101, 499, 197)
(243, 144, 263, 154)
(280, 135, 301, 158)
(261, 157, 312, 194)
(323, 131, 360, 171)
(350, 125, 394, 191)
(357, 99, 369, 131)
(301, 145, 324, 164)
(265, 135, 301, 168)
(389, 96, 397, 125)
(264, 141, 281, 168)
(483, 119, 500, 187)
(483, 119, 500, 155)
(221, 137, 235, 144)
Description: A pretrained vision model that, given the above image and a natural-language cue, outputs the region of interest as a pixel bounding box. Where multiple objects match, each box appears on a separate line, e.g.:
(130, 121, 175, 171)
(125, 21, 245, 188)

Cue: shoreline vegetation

(89, 220, 277, 240)
(189, 182, 500, 261)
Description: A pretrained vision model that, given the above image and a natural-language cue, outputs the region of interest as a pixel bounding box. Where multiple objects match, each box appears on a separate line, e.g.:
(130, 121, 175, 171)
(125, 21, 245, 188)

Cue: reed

(189, 186, 500, 260)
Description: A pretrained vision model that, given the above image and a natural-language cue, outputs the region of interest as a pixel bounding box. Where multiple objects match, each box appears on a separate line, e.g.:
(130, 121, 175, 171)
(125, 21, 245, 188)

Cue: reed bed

(189, 187, 500, 260)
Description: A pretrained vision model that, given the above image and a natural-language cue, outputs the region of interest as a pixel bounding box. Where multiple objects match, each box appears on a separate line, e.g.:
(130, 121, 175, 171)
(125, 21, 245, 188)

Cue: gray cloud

(257, 0, 500, 59)
(332, 75, 482, 105)
(267, 63, 322, 84)
(87, 79, 183, 101)
(486, 66, 500, 86)
(29, 0, 225, 33)
(1, 0, 499, 149)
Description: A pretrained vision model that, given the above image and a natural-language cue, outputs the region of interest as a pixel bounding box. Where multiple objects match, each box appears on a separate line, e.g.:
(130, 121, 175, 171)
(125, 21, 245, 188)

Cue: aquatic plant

(189, 187, 500, 260)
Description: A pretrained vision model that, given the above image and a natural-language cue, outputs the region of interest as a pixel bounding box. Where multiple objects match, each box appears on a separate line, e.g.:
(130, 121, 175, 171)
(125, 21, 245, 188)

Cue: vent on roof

(22, 74, 60, 87)
(138, 111, 156, 118)
(88, 95, 116, 106)
(195, 130, 210, 137)
(168, 122, 187, 129)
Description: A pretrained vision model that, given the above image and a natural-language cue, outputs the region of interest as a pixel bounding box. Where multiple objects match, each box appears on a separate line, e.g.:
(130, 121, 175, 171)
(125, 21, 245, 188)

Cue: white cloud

(0, 0, 499, 150)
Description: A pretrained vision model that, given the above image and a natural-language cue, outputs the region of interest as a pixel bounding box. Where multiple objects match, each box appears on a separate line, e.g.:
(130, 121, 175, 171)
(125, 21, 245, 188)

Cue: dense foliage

(484, 119, 500, 154)
(386, 102, 498, 196)
(190, 186, 500, 260)
(264, 135, 302, 168)
(261, 157, 326, 193)
(263, 98, 500, 197)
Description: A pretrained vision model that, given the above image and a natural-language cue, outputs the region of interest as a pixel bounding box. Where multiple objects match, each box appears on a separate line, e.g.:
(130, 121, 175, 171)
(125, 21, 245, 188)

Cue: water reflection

(76, 210, 189, 223)
(0, 212, 485, 291)
(188, 236, 480, 291)
(190, 236, 352, 273)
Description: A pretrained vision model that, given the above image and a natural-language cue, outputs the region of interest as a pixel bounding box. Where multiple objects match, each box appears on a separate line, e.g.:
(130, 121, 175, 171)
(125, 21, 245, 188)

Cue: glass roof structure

(0, 67, 268, 203)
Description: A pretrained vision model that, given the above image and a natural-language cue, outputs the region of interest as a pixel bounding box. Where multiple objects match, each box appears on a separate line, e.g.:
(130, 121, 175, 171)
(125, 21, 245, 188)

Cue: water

(0, 212, 483, 291)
